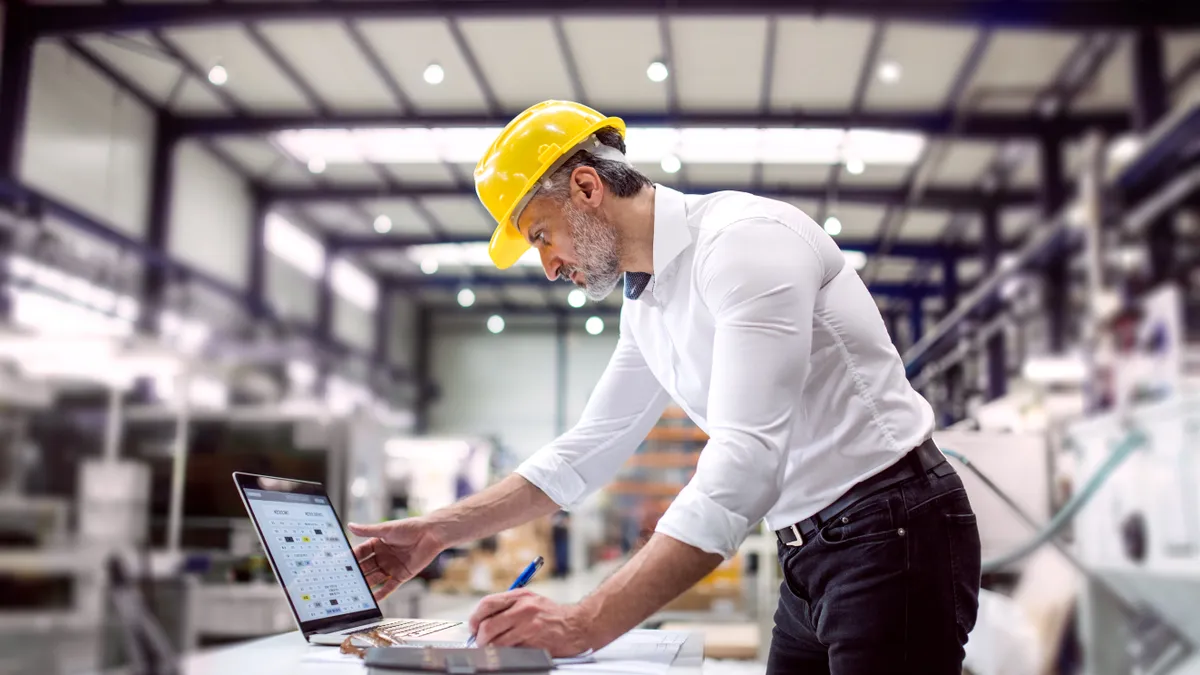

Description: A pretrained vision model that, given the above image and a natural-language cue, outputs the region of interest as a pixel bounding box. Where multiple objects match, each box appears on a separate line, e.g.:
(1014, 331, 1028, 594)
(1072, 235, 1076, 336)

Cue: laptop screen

(235, 474, 381, 632)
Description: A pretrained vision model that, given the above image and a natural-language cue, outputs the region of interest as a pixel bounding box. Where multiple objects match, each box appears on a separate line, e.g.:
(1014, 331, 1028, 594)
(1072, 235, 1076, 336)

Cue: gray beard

(561, 204, 623, 302)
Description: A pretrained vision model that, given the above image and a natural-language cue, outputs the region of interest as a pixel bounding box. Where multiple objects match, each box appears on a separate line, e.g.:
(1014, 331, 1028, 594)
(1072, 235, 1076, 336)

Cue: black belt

(775, 438, 952, 548)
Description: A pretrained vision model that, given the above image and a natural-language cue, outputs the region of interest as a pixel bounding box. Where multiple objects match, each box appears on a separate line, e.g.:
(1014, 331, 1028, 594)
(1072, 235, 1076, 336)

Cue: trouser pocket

(945, 511, 982, 634)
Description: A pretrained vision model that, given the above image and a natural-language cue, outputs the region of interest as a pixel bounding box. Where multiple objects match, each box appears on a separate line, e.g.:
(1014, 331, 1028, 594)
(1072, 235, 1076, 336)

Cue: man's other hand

(348, 518, 444, 600)
(468, 589, 593, 658)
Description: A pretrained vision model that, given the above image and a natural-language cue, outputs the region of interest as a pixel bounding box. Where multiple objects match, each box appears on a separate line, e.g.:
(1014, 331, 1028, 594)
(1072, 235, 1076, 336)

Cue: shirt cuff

(514, 449, 589, 510)
(654, 482, 752, 560)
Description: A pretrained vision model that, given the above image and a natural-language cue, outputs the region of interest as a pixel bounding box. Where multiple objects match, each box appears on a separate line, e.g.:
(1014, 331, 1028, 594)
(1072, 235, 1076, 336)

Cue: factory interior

(0, 2, 1198, 674)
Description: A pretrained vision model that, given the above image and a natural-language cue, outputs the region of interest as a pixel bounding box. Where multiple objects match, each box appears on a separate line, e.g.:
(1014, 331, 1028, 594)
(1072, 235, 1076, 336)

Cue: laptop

(233, 472, 472, 646)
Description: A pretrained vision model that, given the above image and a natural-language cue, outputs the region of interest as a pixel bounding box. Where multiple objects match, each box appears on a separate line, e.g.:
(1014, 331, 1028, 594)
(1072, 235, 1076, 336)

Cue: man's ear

(570, 166, 604, 207)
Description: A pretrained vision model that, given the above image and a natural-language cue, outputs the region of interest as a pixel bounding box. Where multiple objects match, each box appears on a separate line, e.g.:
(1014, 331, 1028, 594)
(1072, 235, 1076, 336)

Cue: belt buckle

(786, 524, 804, 548)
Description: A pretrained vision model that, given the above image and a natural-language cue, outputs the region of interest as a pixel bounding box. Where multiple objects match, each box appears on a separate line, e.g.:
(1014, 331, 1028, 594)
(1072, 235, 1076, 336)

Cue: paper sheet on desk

(299, 630, 688, 673)
(556, 630, 689, 674)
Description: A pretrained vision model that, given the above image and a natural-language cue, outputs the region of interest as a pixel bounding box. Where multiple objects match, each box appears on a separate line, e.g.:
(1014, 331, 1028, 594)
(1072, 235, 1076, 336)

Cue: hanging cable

(942, 428, 1146, 573)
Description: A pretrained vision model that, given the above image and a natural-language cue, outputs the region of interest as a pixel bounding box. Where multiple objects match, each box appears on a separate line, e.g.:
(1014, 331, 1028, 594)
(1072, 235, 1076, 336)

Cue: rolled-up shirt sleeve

(515, 311, 672, 509)
(654, 218, 826, 558)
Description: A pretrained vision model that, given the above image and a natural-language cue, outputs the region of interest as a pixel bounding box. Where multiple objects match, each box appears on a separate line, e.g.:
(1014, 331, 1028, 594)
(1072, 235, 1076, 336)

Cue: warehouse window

(275, 127, 926, 167)
(331, 257, 378, 311)
(265, 212, 325, 278)
(6, 255, 137, 336)
(265, 213, 379, 311)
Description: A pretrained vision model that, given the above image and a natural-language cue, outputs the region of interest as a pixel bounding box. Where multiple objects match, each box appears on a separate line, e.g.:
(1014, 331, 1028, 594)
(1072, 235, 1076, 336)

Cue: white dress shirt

(515, 185, 935, 559)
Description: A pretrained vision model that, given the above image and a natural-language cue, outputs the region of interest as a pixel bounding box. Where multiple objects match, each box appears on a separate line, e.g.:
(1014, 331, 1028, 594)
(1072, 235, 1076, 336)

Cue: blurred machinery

(908, 92, 1200, 675)
(0, 312, 418, 673)
(1064, 93, 1200, 675)
(1071, 395, 1200, 675)
(934, 429, 1051, 572)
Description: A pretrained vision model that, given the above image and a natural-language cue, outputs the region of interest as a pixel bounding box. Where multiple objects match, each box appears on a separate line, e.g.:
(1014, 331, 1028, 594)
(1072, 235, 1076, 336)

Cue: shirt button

(897, 528, 907, 537)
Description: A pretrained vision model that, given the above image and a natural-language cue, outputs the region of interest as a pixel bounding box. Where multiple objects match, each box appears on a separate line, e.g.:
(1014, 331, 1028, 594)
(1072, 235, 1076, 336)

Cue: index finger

(352, 539, 377, 563)
(468, 591, 524, 634)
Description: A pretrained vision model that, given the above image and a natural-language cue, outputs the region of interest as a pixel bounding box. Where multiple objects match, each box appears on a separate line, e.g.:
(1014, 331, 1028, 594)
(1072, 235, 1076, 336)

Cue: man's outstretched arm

(349, 474, 558, 598)
(427, 473, 560, 548)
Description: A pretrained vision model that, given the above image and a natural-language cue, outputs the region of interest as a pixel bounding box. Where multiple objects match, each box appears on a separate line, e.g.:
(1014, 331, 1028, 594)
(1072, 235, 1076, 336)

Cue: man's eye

(536, 232, 548, 245)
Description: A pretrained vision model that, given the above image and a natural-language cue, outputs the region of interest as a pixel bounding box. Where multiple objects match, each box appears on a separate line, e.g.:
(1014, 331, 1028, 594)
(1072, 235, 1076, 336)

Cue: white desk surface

(177, 630, 706, 674)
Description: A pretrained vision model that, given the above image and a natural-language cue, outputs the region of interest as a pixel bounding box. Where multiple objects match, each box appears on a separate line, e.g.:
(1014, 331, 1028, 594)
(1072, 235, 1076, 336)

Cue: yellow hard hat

(474, 100, 626, 269)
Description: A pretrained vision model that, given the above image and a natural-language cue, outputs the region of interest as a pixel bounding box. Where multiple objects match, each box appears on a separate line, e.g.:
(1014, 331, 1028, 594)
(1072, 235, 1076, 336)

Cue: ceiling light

(877, 60, 901, 84)
(824, 216, 843, 236)
(567, 288, 586, 308)
(287, 360, 318, 392)
(373, 214, 392, 234)
(660, 154, 682, 174)
(646, 60, 669, 83)
(207, 64, 228, 86)
(1108, 135, 1143, 166)
(843, 250, 868, 271)
(845, 157, 865, 175)
(457, 288, 475, 308)
(585, 316, 604, 335)
(420, 258, 439, 275)
(487, 314, 505, 334)
(424, 63, 445, 85)
(307, 157, 326, 174)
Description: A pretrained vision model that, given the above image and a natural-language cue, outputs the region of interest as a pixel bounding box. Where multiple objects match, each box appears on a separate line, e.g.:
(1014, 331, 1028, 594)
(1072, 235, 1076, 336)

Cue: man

(349, 101, 982, 674)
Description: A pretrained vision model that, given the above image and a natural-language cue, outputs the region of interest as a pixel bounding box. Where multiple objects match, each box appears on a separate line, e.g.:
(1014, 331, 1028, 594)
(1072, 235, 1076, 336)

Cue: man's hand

(348, 518, 444, 600)
(469, 589, 593, 658)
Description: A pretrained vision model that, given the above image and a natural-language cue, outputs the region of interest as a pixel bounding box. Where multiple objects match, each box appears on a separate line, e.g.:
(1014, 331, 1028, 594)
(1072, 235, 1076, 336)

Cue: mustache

(557, 265, 581, 285)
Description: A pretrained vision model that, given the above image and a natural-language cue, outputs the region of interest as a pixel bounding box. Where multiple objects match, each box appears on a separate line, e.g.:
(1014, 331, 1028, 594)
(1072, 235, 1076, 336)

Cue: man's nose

(540, 248, 559, 281)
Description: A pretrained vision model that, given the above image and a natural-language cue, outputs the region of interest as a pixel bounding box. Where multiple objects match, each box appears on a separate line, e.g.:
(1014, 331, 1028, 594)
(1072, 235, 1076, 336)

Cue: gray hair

(534, 127, 653, 204)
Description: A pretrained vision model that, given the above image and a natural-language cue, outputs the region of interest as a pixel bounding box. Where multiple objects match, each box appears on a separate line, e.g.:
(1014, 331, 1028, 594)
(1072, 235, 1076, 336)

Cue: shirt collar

(651, 184, 693, 277)
(623, 184, 692, 301)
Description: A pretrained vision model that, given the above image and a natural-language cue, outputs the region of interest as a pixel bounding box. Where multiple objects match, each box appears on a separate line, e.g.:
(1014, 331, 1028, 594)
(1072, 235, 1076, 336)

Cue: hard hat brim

(488, 218, 530, 271)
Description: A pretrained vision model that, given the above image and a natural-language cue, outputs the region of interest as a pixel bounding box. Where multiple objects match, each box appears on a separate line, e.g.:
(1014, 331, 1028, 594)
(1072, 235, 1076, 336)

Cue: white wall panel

(430, 318, 558, 461)
(266, 254, 317, 323)
(169, 141, 251, 288)
(334, 296, 374, 352)
(564, 327, 620, 432)
(21, 42, 154, 239)
(429, 317, 631, 463)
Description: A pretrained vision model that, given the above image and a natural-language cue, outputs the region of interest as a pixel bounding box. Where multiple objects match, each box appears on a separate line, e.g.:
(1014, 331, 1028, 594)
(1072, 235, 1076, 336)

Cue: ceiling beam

(172, 109, 1128, 140)
(331, 233, 982, 260)
(267, 182, 1037, 210)
(390, 274, 941, 299)
(27, 1, 1200, 36)
(428, 303, 622, 318)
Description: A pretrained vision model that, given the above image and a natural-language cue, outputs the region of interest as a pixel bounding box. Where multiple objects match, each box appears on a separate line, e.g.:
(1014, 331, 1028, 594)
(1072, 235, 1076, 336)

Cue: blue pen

(466, 555, 544, 647)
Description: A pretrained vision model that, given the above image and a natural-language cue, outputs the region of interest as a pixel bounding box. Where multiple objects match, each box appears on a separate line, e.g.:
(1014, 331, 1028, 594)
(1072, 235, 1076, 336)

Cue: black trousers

(766, 461, 982, 674)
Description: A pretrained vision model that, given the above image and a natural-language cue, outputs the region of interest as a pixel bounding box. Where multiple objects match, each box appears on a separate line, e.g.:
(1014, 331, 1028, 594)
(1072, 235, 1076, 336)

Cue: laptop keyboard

(343, 619, 461, 638)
